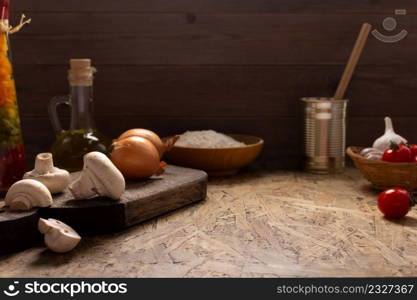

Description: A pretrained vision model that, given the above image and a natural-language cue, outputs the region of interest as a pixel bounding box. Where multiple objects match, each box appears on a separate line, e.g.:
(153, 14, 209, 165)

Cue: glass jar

(0, 13, 27, 193)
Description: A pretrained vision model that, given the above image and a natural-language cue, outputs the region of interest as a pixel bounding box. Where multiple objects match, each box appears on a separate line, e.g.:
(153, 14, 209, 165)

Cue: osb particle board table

(1, 168, 417, 277)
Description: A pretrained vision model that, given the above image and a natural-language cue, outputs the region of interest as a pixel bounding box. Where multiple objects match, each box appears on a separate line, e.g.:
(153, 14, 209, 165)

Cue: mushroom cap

(83, 152, 125, 199)
(5, 179, 53, 211)
(23, 153, 70, 194)
(38, 218, 81, 253)
(24, 169, 70, 194)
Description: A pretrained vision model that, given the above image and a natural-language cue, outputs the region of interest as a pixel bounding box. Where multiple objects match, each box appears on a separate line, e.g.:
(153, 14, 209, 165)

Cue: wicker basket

(347, 146, 417, 191)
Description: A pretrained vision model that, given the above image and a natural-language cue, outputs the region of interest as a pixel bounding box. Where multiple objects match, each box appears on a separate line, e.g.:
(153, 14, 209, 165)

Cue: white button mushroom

(38, 218, 81, 253)
(68, 152, 125, 200)
(5, 179, 53, 211)
(23, 153, 70, 194)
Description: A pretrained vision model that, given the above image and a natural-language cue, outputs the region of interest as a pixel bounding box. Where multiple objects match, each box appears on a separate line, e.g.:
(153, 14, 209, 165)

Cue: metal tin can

(302, 97, 348, 174)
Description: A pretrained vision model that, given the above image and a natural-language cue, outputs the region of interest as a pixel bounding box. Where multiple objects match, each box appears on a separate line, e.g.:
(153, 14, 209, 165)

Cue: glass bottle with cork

(49, 59, 110, 172)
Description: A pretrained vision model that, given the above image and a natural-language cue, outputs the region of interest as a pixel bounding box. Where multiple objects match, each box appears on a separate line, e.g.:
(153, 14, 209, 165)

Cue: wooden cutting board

(0, 208, 40, 255)
(0, 165, 207, 254)
(40, 165, 208, 234)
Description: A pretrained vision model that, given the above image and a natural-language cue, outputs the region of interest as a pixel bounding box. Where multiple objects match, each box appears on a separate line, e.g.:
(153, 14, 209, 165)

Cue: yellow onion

(110, 136, 160, 179)
(117, 128, 179, 158)
(118, 129, 163, 155)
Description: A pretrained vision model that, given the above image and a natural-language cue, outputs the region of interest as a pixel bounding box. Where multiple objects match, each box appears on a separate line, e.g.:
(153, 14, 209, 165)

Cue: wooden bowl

(164, 134, 264, 176)
(347, 146, 417, 190)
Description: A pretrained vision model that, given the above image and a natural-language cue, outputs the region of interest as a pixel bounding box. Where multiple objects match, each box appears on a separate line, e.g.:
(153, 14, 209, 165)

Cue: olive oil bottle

(49, 59, 110, 171)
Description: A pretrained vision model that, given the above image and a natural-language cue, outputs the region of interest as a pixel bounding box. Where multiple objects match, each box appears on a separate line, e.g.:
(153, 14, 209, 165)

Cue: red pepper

(382, 141, 412, 163)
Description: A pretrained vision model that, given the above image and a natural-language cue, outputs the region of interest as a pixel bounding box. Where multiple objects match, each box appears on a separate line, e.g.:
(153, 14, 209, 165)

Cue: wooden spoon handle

(334, 23, 372, 100)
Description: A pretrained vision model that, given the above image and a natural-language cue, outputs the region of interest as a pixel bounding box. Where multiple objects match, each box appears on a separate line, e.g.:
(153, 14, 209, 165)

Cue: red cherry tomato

(377, 188, 412, 219)
(382, 149, 396, 162)
(382, 142, 412, 162)
(409, 144, 417, 157)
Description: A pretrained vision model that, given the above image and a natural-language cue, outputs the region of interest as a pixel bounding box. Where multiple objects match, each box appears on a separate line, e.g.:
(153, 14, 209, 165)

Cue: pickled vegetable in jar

(0, 1, 28, 193)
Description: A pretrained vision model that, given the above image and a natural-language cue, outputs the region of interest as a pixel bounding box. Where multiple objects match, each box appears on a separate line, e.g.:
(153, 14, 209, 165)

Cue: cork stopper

(70, 58, 91, 70)
(68, 58, 96, 86)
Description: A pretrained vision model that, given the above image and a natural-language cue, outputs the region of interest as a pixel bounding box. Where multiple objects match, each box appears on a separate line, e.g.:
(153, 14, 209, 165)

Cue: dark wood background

(9, 1, 417, 167)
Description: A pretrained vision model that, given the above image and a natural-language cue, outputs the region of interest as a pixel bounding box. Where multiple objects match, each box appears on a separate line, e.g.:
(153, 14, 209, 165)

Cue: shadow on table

(28, 234, 116, 267)
(30, 243, 88, 267)
(383, 215, 417, 227)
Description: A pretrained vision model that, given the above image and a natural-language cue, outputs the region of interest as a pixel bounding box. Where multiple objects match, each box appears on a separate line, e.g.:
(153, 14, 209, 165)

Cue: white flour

(176, 130, 246, 148)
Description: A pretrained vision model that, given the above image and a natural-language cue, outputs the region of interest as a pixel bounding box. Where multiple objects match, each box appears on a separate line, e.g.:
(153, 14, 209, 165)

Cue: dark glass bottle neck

(69, 85, 95, 131)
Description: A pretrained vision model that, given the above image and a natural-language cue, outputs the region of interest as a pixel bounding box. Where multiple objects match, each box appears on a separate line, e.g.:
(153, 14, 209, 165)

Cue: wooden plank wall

(9, 1, 417, 167)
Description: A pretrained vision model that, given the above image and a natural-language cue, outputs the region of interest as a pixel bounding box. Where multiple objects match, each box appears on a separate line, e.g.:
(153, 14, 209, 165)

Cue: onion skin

(110, 136, 160, 179)
(118, 129, 164, 157)
(117, 128, 179, 158)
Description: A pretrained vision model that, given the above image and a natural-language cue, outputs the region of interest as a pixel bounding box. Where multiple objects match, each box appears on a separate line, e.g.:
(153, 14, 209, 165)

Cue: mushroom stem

(34, 153, 54, 174)
(24, 153, 70, 194)
(68, 170, 97, 199)
(68, 152, 125, 200)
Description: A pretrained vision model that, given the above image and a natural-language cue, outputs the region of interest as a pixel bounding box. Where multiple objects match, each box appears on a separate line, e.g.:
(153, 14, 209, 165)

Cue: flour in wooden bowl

(175, 130, 246, 148)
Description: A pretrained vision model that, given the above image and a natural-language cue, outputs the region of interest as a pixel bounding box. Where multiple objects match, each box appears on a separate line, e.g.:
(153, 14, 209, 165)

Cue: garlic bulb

(360, 147, 382, 160)
(360, 148, 382, 156)
(372, 117, 407, 151)
(364, 152, 382, 160)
